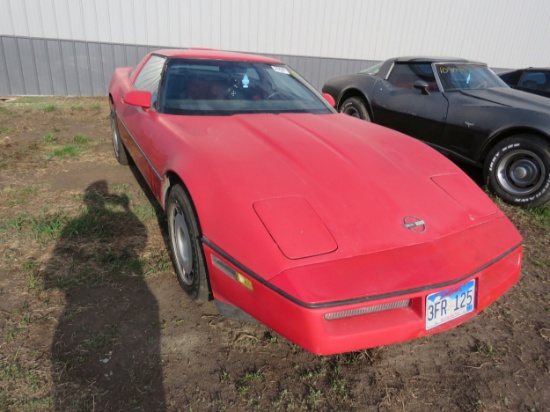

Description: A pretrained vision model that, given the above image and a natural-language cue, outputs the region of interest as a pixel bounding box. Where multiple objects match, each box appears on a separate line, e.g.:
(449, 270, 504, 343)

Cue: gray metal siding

(2, 37, 24, 95)
(61, 41, 81, 96)
(47, 40, 67, 95)
(0, 35, 378, 96)
(0, 39, 10, 95)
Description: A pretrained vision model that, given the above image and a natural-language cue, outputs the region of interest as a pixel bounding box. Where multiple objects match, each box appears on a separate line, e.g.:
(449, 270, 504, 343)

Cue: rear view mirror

(413, 80, 430, 95)
(123, 90, 152, 109)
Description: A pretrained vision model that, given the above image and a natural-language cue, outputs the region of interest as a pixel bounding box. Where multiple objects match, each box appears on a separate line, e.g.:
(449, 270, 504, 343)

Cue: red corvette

(109, 49, 522, 355)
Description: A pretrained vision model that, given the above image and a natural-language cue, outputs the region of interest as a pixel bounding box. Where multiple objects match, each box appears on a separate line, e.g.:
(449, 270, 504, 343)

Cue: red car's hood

(161, 113, 510, 280)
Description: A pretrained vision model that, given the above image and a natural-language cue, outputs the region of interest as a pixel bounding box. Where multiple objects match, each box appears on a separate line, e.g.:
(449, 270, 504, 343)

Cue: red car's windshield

(159, 58, 333, 115)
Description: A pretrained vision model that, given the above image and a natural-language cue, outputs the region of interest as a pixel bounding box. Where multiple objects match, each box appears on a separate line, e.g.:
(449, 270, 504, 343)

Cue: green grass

(8, 96, 52, 104)
(47, 134, 90, 159)
(70, 102, 101, 111)
(0, 105, 14, 115)
(73, 134, 89, 144)
(23, 258, 39, 289)
(143, 249, 171, 276)
(82, 330, 117, 351)
(2, 96, 105, 111)
(0, 126, 14, 134)
(133, 203, 161, 221)
(62, 206, 115, 239)
(0, 212, 31, 233)
(95, 247, 143, 271)
(49, 145, 83, 159)
(0, 357, 50, 409)
(41, 132, 56, 143)
(528, 205, 550, 233)
(47, 264, 99, 289)
(30, 210, 67, 241)
(5, 186, 38, 207)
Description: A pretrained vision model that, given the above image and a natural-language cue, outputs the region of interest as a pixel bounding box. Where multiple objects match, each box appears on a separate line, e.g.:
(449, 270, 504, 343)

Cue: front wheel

(109, 100, 129, 165)
(484, 135, 550, 207)
(167, 184, 210, 300)
(339, 97, 371, 121)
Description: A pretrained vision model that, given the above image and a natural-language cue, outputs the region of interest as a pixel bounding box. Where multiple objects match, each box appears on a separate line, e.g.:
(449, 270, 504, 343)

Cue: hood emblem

(402, 216, 426, 233)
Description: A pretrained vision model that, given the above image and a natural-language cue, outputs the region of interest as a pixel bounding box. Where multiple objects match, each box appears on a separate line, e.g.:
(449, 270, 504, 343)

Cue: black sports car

(322, 57, 550, 207)
(499, 68, 550, 99)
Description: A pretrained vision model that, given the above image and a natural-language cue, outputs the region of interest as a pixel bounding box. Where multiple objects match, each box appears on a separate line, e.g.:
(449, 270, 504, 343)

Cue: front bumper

(203, 239, 522, 355)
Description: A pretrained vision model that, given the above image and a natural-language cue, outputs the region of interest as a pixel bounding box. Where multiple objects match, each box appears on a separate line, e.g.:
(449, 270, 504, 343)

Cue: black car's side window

(387, 63, 437, 91)
(499, 71, 521, 86)
(519, 71, 550, 91)
(133, 55, 166, 108)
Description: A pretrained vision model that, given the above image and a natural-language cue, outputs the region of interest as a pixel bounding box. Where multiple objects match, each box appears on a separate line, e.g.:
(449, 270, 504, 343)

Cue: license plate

(426, 279, 476, 330)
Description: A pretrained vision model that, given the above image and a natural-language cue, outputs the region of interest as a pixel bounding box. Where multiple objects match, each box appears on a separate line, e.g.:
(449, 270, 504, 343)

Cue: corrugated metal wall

(0, 35, 377, 95)
(1, 0, 549, 96)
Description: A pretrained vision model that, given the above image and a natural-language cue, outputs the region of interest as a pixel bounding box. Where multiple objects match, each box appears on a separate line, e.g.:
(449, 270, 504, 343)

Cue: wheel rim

(342, 106, 360, 118)
(110, 108, 121, 158)
(496, 149, 546, 196)
(172, 204, 194, 285)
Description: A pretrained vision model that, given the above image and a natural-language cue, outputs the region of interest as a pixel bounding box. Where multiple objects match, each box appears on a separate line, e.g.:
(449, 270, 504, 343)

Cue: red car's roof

(152, 48, 282, 63)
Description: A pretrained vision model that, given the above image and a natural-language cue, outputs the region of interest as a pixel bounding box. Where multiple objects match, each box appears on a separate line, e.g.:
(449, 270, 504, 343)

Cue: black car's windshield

(435, 63, 508, 92)
(159, 58, 333, 115)
(359, 62, 383, 75)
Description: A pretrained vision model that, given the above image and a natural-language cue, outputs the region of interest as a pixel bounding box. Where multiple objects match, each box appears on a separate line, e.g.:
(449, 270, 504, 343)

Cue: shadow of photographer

(42, 180, 166, 411)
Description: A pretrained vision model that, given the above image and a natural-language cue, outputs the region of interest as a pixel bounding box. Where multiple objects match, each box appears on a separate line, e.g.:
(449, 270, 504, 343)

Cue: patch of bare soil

(0, 98, 548, 411)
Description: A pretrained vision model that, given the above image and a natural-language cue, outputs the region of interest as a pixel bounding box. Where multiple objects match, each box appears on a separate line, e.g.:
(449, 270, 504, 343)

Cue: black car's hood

(459, 88, 550, 113)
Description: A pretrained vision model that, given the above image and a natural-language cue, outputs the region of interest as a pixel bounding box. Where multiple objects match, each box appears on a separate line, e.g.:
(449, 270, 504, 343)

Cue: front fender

(479, 126, 550, 163)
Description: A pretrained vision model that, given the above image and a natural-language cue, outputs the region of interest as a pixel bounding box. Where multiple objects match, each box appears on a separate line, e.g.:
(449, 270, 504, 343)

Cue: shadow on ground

(42, 180, 166, 411)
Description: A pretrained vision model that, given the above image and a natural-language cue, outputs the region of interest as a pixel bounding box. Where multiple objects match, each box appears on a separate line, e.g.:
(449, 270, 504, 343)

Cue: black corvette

(499, 68, 550, 99)
(322, 57, 550, 207)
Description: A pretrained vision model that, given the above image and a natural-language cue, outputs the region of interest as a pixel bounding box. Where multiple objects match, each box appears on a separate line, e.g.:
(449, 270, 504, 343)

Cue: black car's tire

(167, 184, 210, 301)
(339, 97, 371, 121)
(110, 100, 129, 165)
(484, 135, 550, 207)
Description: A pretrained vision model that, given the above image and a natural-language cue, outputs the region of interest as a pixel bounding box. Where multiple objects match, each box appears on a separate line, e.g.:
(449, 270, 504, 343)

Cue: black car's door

(371, 62, 449, 147)
(438, 91, 490, 162)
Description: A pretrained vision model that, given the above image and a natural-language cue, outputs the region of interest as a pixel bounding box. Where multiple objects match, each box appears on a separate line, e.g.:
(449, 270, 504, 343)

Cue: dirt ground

(0, 97, 549, 412)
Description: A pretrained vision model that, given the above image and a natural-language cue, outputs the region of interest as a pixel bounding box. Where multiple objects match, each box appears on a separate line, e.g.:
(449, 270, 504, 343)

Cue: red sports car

(109, 49, 522, 355)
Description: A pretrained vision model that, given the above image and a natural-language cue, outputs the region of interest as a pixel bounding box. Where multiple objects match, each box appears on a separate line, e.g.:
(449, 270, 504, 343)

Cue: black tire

(484, 135, 550, 207)
(110, 100, 129, 165)
(167, 184, 210, 300)
(339, 97, 371, 121)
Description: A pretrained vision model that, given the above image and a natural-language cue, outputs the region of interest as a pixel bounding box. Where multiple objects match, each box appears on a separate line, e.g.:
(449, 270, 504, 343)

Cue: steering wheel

(475, 81, 489, 89)
(265, 91, 280, 100)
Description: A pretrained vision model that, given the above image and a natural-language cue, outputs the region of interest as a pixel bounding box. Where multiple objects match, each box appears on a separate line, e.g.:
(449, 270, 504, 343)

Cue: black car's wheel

(484, 135, 550, 207)
(167, 184, 210, 300)
(110, 100, 129, 165)
(339, 97, 371, 121)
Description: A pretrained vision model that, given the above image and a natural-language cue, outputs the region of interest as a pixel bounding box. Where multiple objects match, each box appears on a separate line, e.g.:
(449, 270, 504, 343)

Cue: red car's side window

(133, 55, 166, 107)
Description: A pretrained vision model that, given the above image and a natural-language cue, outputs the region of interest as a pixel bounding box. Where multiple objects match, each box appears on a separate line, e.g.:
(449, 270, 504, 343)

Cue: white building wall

(1, 0, 549, 68)
(1, 0, 549, 95)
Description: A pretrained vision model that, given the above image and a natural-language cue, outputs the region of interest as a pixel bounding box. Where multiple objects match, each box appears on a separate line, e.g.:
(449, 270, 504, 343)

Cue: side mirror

(322, 93, 336, 107)
(413, 80, 430, 95)
(123, 90, 151, 109)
